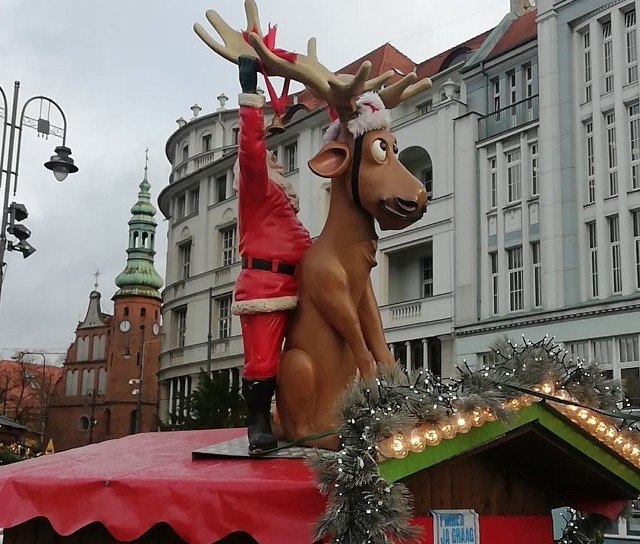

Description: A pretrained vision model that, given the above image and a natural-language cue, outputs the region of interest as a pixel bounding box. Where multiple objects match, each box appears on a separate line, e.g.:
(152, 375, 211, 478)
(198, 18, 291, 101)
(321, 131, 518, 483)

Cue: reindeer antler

(378, 73, 433, 109)
(193, 0, 263, 64)
(248, 33, 394, 121)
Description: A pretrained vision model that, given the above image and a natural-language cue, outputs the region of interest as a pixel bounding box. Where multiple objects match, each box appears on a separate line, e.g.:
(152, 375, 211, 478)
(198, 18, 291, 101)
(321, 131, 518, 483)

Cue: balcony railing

(478, 94, 539, 140)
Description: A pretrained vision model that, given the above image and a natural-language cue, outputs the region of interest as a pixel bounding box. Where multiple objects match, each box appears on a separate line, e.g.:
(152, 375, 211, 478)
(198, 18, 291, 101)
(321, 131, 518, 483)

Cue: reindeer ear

(308, 142, 350, 179)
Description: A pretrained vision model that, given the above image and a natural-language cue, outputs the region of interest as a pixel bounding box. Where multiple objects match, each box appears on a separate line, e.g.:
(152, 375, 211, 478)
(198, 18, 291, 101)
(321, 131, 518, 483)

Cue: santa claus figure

(232, 55, 312, 455)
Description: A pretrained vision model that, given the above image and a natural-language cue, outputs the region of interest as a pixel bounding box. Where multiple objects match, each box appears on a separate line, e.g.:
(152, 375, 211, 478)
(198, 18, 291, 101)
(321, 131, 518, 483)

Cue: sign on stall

(431, 509, 479, 544)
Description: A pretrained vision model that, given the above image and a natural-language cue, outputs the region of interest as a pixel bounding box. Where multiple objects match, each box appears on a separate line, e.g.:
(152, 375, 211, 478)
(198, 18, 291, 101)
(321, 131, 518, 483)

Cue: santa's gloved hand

(239, 55, 259, 94)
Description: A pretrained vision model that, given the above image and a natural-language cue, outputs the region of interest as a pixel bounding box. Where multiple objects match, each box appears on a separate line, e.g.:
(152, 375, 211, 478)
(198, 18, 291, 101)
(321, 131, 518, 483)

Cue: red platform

(0, 428, 326, 544)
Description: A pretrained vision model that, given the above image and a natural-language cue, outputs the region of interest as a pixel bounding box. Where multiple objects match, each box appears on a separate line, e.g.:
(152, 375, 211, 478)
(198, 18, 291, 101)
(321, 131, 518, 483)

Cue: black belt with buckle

(241, 256, 296, 276)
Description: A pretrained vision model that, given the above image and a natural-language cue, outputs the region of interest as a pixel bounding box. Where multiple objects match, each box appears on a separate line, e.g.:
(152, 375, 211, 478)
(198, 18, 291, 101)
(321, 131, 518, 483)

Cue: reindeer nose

(396, 196, 419, 213)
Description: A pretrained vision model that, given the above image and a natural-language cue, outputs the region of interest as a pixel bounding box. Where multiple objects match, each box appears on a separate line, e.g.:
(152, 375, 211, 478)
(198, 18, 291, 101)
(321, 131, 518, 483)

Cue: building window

(490, 252, 499, 315)
(417, 99, 433, 116)
(606, 112, 617, 196)
(602, 21, 613, 93)
(420, 168, 433, 197)
(231, 127, 240, 145)
(585, 121, 595, 203)
(626, 10, 638, 85)
(630, 102, 640, 190)
(633, 210, 640, 289)
(506, 149, 522, 203)
(587, 221, 599, 297)
(421, 251, 433, 298)
(492, 78, 500, 118)
(507, 70, 517, 105)
(507, 247, 523, 311)
(284, 141, 298, 174)
(489, 157, 497, 208)
(182, 144, 189, 163)
(221, 224, 237, 266)
(532, 241, 542, 308)
(202, 133, 212, 152)
(174, 308, 187, 348)
(530, 143, 538, 196)
(216, 296, 232, 339)
(523, 64, 533, 98)
(179, 241, 191, 280)
(609, 215, 622, 293)
(215, 174, 227, 203)
(65, 370, 78, 396)
(176, 194, 186, 220)
(583, 31, 592, 102)
(189, 188, 199, 214)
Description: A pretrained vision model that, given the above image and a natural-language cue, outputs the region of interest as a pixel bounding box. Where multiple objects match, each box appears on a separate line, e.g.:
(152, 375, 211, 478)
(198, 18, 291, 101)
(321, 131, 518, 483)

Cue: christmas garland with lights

(307, 336, 639, 544)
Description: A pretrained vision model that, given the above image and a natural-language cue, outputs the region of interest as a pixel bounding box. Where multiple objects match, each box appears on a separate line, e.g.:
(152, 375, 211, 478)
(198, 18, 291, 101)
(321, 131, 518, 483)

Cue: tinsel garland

(307, 335, 637, 544)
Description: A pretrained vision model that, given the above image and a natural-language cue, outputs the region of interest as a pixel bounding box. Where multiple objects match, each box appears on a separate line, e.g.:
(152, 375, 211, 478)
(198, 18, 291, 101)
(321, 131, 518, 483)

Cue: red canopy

(0, 428, 326, 544)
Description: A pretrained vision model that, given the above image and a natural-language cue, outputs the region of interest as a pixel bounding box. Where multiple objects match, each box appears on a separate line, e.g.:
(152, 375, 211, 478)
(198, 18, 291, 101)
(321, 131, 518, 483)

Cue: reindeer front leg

(311, 269, 376, 379)
(358, 278, 396, 366)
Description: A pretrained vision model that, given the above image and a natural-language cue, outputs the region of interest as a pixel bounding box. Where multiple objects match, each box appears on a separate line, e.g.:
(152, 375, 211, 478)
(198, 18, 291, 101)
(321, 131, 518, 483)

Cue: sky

(0, 0, 510, 361)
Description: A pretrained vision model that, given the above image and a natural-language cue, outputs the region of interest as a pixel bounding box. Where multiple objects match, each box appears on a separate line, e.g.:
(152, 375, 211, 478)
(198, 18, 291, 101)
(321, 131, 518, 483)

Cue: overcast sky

(0, 0, 510, 361)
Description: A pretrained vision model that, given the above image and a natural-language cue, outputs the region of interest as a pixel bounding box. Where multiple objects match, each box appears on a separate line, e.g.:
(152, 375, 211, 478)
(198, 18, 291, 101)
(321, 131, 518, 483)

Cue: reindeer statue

(195, 0, 431, 452)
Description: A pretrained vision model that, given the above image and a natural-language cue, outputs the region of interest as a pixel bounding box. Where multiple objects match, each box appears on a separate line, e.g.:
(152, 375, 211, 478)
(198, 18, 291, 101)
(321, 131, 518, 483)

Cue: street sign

(44, 439, 55, 455)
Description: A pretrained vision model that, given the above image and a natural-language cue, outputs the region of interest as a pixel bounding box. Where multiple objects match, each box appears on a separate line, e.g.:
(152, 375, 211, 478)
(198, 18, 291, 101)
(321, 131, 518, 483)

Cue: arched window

(104, 408, 112, 435)
(76, 336, 89, 361)
(81, 368, 96, 395)
(92, 335, 106, 360)
(98, 367, 107, 392)
(399, 147, 433, 198)
(124, 306, 129, 317)
(142, 232, 149, 248)
(140, 307, 146, 317)
(133, 231, 139, 248)
(201, 133, 212, 152)
(65, 370, 78, 396)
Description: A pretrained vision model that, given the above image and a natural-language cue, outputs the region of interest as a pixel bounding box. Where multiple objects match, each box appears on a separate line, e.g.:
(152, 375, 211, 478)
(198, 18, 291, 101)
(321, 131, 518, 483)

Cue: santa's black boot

(242, 377, 278, 455)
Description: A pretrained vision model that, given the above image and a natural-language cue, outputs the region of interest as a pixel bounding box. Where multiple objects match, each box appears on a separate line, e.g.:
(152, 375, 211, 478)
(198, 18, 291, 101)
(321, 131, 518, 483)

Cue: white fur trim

(231, 296, 298, 315)
(323, 92, 391, 143)
(238, 93, 265, 108)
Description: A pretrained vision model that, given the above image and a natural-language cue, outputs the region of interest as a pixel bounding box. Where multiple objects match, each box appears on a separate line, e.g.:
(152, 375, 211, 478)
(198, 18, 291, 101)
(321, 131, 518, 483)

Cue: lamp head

(44, 145, 79, 181)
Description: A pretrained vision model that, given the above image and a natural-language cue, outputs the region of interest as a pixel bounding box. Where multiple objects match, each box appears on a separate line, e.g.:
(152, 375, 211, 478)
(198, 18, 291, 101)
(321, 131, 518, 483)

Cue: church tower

(110, 154, 163, 435)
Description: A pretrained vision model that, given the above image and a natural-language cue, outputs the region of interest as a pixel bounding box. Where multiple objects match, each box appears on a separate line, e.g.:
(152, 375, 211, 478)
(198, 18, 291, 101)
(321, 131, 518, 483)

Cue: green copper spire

(114, 150, 163, 300)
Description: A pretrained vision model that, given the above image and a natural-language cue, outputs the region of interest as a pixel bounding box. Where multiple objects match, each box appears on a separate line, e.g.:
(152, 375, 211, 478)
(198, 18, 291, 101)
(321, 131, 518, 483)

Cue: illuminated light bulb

(613, 434, 626, 449)
(409, 428, 426, 453)
(553, 389, 572, 401)
(423, 424, 442, 447)
(595, 421, 609, 436)
(629, 446, 640, 460)
(520, 394, 534, 407)
(455, 413, 472, 434)
(577, 409, 590, 421)
(482, 407, 498, 422)
(621, 441, 633, 455)
(541, 381, 556, 396)
(502, 398, 521, 411)
(586, 415, 599, 428)
(440, 420, 457, 439)
(605, 425, 618, 443)
(391, 435, 409, 458)
(471, 408, 485, 427)
(565, 403, 579, 413)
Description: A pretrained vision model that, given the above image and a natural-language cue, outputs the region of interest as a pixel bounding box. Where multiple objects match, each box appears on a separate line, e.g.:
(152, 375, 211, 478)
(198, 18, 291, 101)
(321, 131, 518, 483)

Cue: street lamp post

(84, 388, 103, 445)
(0, 80, 79, 309)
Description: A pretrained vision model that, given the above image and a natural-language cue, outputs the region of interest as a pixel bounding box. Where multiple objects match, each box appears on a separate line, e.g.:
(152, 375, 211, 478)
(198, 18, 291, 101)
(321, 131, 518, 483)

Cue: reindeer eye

(371, 139, 388, 163)
(392, 142, 399, 155)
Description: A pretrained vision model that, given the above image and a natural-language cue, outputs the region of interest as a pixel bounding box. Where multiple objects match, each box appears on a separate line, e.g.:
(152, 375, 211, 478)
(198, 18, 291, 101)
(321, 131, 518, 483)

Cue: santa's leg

(240, 310, 288, 455)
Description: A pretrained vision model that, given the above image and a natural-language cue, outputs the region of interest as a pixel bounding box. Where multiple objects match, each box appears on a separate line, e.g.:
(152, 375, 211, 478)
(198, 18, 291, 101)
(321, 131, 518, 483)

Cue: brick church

(46, 162, 164, 451)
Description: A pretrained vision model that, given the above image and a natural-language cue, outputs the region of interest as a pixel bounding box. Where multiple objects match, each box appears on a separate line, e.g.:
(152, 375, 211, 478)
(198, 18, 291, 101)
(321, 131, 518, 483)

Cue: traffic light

(6, 202, 36, 258)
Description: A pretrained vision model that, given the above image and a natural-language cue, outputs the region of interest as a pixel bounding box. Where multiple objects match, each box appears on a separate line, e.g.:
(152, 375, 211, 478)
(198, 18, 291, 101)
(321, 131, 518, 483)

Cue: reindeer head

(194, 0, 431, 230)
(245, 30, 431, 231)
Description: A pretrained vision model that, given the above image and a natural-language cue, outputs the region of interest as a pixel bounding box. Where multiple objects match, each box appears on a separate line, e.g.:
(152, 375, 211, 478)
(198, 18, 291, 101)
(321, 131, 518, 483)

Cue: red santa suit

(231, 92, 312, 380)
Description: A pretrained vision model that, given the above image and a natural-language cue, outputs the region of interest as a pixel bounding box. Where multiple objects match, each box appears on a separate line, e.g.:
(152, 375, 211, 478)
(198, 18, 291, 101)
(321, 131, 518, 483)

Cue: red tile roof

(416, 30, 493, 80)
(295, 42, 417, 111)
(489, 10, 537, 58)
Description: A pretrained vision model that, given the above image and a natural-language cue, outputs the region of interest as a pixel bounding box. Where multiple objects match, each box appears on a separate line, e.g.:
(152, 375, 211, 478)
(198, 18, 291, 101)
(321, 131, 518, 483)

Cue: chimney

(176, 117, 187, 128)
(190, 103, 202, 119)
(511, 0, 535, 16)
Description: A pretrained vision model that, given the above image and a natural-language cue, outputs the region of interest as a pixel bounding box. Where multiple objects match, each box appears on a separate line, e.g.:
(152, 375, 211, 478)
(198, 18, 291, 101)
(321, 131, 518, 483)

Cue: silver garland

(308, 335, 634, 544)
